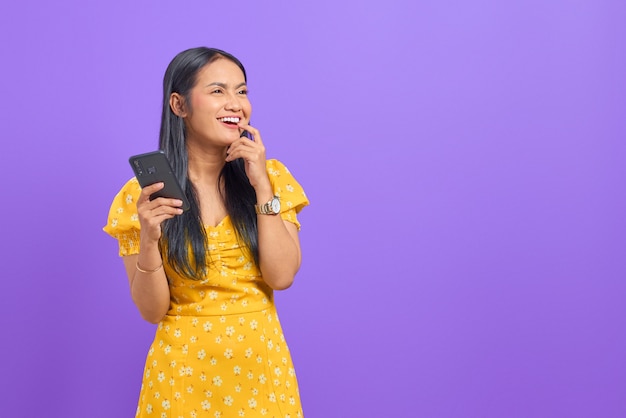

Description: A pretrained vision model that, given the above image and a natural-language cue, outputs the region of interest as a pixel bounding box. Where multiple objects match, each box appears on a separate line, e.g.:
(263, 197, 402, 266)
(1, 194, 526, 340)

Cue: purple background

(1, 1, 625, 417)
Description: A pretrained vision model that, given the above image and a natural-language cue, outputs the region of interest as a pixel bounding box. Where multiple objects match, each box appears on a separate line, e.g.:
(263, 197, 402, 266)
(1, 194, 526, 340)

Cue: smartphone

(129, 150, 190, 211)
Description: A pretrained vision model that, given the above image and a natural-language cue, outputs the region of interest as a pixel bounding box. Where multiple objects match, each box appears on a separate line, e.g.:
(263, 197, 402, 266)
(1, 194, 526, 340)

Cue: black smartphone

(129, 150, 190, 211)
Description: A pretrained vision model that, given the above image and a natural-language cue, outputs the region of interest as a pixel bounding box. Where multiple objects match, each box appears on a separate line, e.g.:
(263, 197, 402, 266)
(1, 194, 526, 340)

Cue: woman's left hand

(225, 123, 271, 190)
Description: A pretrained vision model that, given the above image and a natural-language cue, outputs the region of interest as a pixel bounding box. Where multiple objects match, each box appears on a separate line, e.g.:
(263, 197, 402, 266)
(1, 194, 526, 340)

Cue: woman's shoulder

(265, 158, 301, 186)
(265, 158, 289, 173)
(110, 177, 143, 213)
(117, 176, 142, 196)
(265, 159, 309, 215)
(103, 177, 142, 239)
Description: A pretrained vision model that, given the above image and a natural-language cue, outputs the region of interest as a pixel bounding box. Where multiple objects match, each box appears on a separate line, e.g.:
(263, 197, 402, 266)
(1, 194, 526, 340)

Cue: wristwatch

(255, 196, 281, 215)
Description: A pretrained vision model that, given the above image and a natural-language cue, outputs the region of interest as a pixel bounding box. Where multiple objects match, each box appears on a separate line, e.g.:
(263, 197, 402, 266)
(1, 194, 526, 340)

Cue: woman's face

(179, 58, 251, 148)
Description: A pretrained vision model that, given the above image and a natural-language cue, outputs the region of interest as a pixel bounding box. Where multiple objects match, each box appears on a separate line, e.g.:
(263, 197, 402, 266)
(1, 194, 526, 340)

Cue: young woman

(104, 47, 308, 417)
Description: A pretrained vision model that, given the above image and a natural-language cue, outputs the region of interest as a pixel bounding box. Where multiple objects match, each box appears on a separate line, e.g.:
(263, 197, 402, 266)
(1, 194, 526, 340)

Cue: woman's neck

(186, 142, 228, 186)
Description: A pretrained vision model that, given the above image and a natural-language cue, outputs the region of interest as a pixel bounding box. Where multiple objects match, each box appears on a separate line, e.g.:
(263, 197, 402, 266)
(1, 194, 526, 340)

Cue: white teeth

(219, 117, 240, 123)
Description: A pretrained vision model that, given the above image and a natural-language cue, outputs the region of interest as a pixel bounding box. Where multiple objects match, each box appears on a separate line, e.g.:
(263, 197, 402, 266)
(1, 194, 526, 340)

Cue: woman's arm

(256, 191, 302, 290)
(122, 247, 170, 324)
(123, 182, 184, 323)
(226, 123, 303, 290)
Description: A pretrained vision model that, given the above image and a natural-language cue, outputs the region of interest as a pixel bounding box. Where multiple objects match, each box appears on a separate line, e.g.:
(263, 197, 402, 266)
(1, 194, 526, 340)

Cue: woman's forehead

(196, 59, 246, 85)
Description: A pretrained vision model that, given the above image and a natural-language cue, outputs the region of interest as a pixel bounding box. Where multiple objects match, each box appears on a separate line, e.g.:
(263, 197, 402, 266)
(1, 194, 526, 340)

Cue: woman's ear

(170, 93, 187, 117)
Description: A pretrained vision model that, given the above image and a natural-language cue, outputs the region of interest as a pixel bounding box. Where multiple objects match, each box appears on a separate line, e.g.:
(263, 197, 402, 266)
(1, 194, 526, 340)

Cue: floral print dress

(104, 159, 309, 418)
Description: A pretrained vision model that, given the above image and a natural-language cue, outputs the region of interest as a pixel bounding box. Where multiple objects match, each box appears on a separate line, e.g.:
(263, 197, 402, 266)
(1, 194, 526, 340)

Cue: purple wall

(1, 1, 625, 417)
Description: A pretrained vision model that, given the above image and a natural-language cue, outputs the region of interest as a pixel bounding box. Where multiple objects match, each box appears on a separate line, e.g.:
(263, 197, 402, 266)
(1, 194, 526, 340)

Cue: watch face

(271, 198, 281, 214)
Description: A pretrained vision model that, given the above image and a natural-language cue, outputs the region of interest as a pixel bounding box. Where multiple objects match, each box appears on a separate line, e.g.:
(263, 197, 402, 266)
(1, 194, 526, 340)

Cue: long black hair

(158, 47, 258, 279)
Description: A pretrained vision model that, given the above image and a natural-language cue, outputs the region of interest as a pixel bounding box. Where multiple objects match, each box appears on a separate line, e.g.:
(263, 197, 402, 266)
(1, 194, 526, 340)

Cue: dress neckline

(204, 215, 230, 229)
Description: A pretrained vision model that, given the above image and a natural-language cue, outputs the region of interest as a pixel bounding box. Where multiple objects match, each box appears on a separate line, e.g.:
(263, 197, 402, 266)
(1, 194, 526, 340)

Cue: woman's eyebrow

(205, 82, 247, 89)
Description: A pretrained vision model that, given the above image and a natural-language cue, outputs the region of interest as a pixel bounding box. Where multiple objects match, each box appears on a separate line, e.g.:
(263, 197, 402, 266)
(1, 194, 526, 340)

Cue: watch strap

(255, 196, 280, 215)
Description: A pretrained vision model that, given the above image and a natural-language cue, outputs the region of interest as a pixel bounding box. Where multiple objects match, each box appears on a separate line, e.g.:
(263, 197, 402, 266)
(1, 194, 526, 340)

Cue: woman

(104, 47, 308, 417)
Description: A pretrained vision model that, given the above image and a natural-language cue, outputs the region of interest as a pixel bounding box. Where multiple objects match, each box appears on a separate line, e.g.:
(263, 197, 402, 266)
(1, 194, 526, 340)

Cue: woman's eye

(238, 90, 248, 95)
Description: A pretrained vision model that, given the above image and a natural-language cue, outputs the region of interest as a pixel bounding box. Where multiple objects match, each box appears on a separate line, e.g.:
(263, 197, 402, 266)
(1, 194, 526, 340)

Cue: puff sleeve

(266, 159, 309, 230)
(103, 177, 142, 256)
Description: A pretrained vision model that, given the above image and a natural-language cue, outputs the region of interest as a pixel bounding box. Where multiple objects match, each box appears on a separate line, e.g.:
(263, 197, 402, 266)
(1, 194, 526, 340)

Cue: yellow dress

(104, 159, 309, 418)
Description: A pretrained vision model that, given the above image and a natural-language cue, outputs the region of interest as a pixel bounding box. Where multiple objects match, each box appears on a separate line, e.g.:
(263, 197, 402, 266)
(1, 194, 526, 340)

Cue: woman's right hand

(137, 182, 185, 243)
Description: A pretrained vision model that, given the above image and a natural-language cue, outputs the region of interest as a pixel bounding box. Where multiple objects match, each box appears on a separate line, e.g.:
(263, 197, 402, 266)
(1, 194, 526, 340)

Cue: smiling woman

(171, 58, 252, 152)
(103, 47, 309, 418)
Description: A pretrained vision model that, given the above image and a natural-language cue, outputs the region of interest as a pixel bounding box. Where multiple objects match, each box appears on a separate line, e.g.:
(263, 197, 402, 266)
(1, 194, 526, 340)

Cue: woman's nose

(224, 93, 242, 111)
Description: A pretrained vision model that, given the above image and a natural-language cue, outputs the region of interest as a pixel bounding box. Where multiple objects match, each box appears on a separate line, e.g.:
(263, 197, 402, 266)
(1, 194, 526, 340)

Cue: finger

(227, 140, 258, 156)
(226, 147, 264, 163)
(238, 123, 263, 145)
(149, 197, 185, 208)
(150, 205, 184, 217)
(137, 197, 183, 219)
(139, 206, 183, 225)
(226, 140, 264, 162)
(142, 213, 179, 230)
(138, 182, 164, 202)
